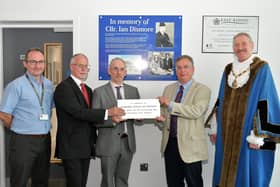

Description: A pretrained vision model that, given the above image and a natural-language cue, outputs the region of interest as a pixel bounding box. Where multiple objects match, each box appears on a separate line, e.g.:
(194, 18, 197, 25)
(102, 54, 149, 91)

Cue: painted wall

(1, 0, 280, 186)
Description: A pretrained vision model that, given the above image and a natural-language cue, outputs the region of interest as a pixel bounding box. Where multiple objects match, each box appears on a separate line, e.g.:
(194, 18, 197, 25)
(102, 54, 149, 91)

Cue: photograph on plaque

(202, 16, 259, 53)
(147, 51, 174, 76)
(155, 22, 174, 48)
(99, 15, 182, 80)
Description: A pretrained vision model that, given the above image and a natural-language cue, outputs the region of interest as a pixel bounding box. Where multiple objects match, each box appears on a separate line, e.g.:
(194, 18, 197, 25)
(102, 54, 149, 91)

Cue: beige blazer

(160, 80, 211, 163)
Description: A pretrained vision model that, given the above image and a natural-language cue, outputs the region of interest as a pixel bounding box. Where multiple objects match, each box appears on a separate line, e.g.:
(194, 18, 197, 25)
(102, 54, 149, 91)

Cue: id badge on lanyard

(40, 113, 49, 121)
(25, 74, 49, 121)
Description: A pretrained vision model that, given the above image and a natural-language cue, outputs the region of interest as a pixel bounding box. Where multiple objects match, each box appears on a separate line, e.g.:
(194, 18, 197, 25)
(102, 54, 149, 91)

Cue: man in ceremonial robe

(210, 32, 280, 187)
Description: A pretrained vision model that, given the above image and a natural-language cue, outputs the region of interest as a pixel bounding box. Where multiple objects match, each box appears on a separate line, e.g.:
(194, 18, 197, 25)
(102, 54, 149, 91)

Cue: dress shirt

(111, 82, 125, 100)
(0, 72, 53, 134)
(70, 74, 83, 90)
(168, 80, 193, 110)
(110, 82, 127, 133)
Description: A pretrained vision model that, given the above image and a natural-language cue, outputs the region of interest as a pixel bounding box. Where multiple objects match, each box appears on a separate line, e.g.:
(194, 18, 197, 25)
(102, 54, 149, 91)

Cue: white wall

(1, 0, 280, 186)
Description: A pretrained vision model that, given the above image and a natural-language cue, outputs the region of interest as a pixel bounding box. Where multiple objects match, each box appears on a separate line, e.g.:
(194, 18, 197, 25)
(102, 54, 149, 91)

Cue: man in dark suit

(156, 22, 173, 48)
(54, 53, 124, 187)
(92, 57, 141, 187)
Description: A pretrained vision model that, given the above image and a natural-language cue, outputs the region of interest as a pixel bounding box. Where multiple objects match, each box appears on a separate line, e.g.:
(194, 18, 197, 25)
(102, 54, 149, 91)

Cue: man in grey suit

(92, 57, 140, 187)
(157, 55, 211, 187)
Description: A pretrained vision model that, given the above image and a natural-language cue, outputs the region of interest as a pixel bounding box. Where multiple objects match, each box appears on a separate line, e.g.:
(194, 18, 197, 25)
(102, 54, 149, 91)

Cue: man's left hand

(158, 96, 169, 107)
(249, 143, 260, 150)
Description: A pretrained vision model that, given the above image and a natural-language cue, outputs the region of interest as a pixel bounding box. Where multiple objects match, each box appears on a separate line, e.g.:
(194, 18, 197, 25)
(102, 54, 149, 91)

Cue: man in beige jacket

(157, 55, 211, 187)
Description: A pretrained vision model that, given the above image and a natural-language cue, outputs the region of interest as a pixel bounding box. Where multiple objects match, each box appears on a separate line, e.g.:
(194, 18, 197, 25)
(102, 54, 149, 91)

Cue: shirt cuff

(104, 110, 108, 120)
(168, 101, 173, 112)
(246, 130, 264, 146)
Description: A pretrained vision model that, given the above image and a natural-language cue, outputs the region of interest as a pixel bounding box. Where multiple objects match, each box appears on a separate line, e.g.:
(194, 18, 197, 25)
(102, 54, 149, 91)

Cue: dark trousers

(9, 132, 51, 187)
(164, 137, 203, 187)
(63, 158, 90, 187)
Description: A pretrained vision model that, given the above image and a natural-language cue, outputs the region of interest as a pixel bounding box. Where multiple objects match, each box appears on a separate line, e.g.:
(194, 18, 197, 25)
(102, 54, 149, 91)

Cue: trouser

(63, 158, 90, 187)
(100, 136, 133, 187)
(9, 132, 50, 187)
(164, 137, 203, 187)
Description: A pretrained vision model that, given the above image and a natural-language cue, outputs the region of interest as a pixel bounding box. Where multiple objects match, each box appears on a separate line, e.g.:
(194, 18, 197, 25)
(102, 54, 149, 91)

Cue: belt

(118, 133, 128, 139)
(26, 134, 48, 138)
(12, 131, 49, 138)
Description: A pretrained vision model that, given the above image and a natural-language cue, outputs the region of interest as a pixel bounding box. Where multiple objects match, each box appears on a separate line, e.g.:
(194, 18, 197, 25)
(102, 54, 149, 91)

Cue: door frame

(0, 19, 79, 186)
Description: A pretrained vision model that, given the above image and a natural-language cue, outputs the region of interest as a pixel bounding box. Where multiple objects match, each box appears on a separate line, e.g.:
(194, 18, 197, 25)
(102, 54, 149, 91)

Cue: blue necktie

(170, 85, 184, 137)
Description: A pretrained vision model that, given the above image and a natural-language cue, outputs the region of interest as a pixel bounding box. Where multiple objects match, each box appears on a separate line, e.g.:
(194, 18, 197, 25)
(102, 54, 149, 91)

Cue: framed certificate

(202, 16, 259, 53)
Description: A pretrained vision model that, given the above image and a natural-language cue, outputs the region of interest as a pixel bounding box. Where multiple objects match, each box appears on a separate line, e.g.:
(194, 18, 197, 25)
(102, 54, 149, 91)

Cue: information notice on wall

(202, 15, 259, 53)
(99, 15, 182, 80)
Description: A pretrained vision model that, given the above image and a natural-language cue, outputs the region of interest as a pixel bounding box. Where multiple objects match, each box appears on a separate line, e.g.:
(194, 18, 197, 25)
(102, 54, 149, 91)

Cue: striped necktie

(170, 85, 184, 137)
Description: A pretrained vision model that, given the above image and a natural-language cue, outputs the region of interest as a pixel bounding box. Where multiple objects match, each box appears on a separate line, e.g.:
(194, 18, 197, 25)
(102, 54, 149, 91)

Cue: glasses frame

(26, 60, 45, 65)
(72, 63, 91, 70)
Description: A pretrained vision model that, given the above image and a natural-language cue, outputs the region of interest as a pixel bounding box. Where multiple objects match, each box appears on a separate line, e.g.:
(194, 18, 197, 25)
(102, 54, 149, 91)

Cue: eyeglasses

(176, 64, 193, 70)
(27, 60, 45, 65)
(72, 63, 91, 70)
(111, 67, 126, 72)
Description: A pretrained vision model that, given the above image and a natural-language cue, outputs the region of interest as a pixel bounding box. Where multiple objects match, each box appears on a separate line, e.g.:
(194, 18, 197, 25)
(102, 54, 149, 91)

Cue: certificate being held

(117, 99, 160, 119)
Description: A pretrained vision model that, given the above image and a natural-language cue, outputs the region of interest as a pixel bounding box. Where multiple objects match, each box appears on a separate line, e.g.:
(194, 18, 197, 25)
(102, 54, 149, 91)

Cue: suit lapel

(123, 84, 136, 99)
(124, 84, 129, 99)
(182, 80, 196, 104)
(67, 77, 88, 107)
(169, 83, 178, 101)
(104, 82, 117, 105)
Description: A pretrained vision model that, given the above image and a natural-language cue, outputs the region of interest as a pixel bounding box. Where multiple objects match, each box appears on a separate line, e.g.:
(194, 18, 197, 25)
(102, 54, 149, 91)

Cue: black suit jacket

(54, 77, 105, 159)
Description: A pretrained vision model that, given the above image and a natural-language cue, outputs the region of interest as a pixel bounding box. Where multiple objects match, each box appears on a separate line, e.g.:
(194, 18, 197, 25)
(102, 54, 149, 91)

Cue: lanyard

(25, 74, 45, 113)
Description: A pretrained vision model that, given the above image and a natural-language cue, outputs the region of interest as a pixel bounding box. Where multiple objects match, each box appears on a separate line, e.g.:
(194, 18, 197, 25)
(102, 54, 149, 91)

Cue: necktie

(116, 86, 122, 99)
(170, 85, 184, 137)
(80, 83, 90, 107)
(115, 86, 126, 135)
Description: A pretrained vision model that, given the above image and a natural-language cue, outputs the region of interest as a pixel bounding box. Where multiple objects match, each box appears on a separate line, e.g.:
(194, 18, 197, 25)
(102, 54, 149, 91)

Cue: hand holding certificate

(117, 99, 160, 119)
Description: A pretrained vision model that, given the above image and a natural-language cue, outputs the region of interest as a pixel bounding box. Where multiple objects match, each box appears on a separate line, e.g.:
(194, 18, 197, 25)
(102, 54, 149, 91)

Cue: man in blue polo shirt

(0, 48, 53, 187)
